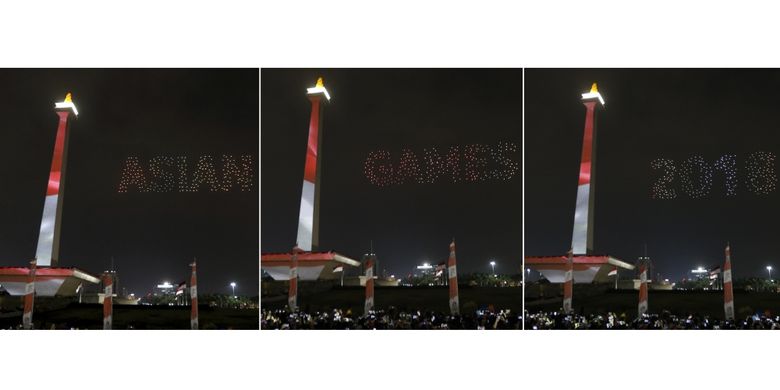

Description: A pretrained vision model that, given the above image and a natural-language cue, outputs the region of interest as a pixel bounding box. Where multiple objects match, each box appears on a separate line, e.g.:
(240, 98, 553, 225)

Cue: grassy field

(262, 285, 523, 313)
(0, 303, 259, 330)
(526, 285, 780, 320)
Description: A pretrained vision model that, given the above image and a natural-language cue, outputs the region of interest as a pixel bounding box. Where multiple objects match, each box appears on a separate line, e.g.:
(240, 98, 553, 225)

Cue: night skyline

(525, 69, 780, 282)
(261, 69, 523, 278)
(0, 69, 258, 296)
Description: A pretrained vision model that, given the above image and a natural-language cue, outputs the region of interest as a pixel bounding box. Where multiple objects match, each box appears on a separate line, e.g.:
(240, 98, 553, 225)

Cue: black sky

(525, 69, 780, 281)
(261, 69, 522, 278)
(0, 69, 258, 296)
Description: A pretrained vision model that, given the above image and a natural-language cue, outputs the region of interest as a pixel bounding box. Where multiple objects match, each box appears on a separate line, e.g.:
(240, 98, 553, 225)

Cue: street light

(767, 266, 773, 281)
(230, 282, 237, 297)
(490, 261, 496, 275)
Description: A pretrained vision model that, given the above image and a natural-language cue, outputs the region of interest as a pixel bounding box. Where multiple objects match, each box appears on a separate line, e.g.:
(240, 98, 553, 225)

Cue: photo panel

(261, 69, 522, 329)
(0, 69, 259, 330)
(525, 69, 780, 330)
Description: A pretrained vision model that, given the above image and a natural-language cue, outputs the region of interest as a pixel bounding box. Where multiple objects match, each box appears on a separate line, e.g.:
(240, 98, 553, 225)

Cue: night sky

(525, 69, 780, 281)
(0, 69, 258, 296)
(261, 69, 522, 278)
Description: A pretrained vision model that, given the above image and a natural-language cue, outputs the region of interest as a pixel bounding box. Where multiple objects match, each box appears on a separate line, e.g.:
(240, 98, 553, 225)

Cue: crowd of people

(261, 307, 521, 329)
(525, 310, 780, 330)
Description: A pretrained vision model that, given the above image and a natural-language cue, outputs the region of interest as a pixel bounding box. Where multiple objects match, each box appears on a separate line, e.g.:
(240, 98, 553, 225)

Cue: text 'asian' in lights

(118, 155, 255, 193)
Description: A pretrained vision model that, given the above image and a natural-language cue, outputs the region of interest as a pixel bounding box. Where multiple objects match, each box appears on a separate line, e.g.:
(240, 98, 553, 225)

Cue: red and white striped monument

(288, 246, 302, 311)
(448, 240, 459, 315)
(364, 256, 375, 314)
(190, 260, 199, 330)
(0, 93, 98, 298)
(572, 83, 605, 255)
(296, 78, 330, 252)
(22, 259, 37, 329)
(724, 244, 734, 320)
(36, 93, 78, 267)
(563, 248, 573, 314)
(526, 84, 634, 282)
(638, 264, 648, 317)
(103, 272, 113, 330)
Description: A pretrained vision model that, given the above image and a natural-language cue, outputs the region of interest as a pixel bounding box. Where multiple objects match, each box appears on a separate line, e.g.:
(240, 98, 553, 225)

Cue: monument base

(0, 267, 100, 297)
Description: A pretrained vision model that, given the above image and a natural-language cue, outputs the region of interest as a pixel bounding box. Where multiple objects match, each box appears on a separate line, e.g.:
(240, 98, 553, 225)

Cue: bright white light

(768, 266, 773, 271)
(157, 282, 174, 289)
(54, 100, 79, 116)
(490, 261, 496, 266)
(230, 282, 237, 287)
(581, 91, 605, 106)
(307, 86, 331, 101)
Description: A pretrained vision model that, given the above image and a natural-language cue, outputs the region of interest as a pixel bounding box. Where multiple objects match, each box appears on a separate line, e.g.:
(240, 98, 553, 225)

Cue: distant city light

(157, 282, 174, 289)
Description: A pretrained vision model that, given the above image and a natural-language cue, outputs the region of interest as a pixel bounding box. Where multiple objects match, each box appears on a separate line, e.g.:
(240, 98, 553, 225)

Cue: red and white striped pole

(448, 240, 460, 315)
(103, 272, 113, 330)
(22, 259, 37, 330)
(638, 264, 648, 318)
(296, 78, 330, 251)
(364, 256, 375, 314)
(190, 260, 198, 330)
(36, 93, 78, 267)
(289, 246, 301, 311)
(571, 84, 604, 254)
(724, 244, 734, 320)
(563, 248, 573, 314)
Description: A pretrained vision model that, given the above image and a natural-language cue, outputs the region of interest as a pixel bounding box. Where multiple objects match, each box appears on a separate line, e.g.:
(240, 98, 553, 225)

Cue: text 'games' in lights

(118, 154, 255, 193)
(363, 141, 519, 187)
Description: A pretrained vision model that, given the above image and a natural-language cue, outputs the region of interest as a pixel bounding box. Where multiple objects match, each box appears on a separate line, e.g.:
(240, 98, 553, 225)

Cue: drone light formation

(650, 158, 678, 199)
(363, 141, 519, 187)
(679, 154, 713, 199)
(118, 154, 255, 193)
(714, 154, 738, 197)
(746, 151, 778, 195)
(651, 151, 777, 198)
